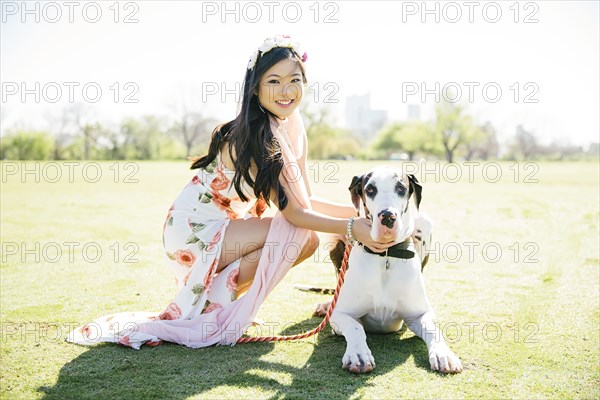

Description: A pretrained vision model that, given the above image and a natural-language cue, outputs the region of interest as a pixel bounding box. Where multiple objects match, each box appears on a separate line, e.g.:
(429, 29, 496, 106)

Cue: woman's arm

(271, 177, 394, 253)
(273, 116, 393, 251)
(309, 196, 356, 218)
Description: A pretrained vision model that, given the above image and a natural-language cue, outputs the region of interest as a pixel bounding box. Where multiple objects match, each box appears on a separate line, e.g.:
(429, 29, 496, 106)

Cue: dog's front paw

(342, 342, 376, 373)
(313, 301, 331, 317)
(428, 344, 462, 373)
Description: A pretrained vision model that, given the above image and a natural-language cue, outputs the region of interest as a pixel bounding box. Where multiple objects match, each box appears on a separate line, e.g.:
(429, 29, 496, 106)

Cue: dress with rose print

(161, 156, 267, 320)
(67, 155, 267, 347)
(67, 110, 307, 349)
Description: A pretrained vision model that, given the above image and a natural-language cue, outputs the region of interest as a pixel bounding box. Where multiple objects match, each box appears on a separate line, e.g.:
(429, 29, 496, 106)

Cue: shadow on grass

(40, 320, 432, 399)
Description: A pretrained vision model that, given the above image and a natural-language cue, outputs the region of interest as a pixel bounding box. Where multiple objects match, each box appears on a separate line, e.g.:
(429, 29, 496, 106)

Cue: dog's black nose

(378, 209, 397, 229)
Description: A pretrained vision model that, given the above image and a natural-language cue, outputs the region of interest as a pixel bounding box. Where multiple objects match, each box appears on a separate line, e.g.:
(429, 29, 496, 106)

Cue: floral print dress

(67, 155, 267, 347)
(160, 156, 267, 320)
(67, 111, 309, 348)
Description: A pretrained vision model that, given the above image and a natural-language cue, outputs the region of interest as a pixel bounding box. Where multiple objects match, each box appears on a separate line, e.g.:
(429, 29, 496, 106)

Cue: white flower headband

(247, 34, 307, 70)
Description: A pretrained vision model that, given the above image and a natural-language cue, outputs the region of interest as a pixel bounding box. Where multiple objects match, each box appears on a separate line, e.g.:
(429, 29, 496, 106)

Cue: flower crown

(247, 34, 307, 70)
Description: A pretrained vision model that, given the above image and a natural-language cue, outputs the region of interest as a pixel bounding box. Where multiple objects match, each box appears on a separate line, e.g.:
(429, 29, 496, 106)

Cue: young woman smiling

(67, 35, 396, 349)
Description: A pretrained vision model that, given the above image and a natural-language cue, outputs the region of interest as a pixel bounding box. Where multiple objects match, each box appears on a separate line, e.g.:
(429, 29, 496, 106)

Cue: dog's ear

(407, 174, 422, 210)
(328, 239, 346, 275)
(348, 175, 363, 216)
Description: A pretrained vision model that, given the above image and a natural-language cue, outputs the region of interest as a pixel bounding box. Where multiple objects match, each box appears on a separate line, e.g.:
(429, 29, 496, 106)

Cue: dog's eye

(365, 184, 377, 196)
(395, 181, 407, 196)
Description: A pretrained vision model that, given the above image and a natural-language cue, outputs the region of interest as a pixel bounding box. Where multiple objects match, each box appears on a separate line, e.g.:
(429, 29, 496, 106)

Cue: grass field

(1, 160, 599, 399)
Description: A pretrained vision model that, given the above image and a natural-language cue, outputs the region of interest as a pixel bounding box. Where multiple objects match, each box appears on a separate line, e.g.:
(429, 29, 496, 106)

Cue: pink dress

(66, 110, 312, 349)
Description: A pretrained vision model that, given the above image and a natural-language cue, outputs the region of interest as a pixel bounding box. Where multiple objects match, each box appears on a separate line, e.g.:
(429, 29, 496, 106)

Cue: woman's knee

(305, 231, 320, 256)
(218, 216, 272, 271)
(294, 231, 319, 266)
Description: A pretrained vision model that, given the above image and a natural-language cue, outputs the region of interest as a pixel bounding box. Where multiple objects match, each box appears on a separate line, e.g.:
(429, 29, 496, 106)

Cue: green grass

(1, 160, 599, 399)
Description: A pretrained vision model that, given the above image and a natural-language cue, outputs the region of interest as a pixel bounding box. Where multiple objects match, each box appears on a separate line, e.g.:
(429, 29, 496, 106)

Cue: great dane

(321, 166, 462, 374)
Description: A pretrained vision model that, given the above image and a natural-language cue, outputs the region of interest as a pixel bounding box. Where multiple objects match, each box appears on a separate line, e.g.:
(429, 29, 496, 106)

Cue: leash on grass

(237, 240, 352, 343)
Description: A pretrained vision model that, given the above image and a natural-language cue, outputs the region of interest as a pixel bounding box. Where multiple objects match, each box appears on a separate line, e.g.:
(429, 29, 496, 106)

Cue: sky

(1, 0, 599, 147)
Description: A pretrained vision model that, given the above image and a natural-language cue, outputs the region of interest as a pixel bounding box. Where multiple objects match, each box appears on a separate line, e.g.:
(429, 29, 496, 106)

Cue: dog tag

(385, 257, 390, 270)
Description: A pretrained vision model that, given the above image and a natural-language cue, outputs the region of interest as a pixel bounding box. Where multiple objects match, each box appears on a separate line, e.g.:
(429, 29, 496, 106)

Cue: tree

(62, 102, 101, 160)
(299, 101, 361, 159)
(373, 121, 436, 160)
(0, 130, 55, 160)
(301, 100, 334, 139)
(372, 123, 404, 157)
(46, 107, 74, 160)
(170, 106, 217, 157)
(401, 121, 436, 160)
(476, 121, 500, 160)
(435, 102, 461, 163)
(514, 124, 538, 160)
(459, 119, 502, 161)
(120, 116, 167, 159)
(434, 101, 477, 163)
(96, 123, 126, 160)
(81, 122, 103, 160)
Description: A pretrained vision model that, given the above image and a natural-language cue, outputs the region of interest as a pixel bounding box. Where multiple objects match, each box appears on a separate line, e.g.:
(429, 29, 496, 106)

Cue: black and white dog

(323, 166, 462, 374)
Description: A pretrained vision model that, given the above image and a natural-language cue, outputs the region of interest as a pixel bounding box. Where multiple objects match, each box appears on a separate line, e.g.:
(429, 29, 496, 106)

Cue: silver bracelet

(346, 217, 357, 244)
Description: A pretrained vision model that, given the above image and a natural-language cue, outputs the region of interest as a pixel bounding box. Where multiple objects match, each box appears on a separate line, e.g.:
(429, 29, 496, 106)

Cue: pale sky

(1, 0, 599, 147)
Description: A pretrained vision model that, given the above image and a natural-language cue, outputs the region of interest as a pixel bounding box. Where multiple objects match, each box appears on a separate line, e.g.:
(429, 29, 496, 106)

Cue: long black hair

(190, 46, 307, 211)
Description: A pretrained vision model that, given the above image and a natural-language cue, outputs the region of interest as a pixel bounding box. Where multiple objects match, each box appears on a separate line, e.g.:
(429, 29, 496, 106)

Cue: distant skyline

(1, 1, 598, 147)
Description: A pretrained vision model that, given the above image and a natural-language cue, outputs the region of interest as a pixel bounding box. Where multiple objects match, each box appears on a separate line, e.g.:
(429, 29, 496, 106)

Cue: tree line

(1, 101, 596, 162)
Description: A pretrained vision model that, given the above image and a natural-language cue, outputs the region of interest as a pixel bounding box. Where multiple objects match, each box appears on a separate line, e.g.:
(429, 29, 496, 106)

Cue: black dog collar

(360, 237, 415, 260)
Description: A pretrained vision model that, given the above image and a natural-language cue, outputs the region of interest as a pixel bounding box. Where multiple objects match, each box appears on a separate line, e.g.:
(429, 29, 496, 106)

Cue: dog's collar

(359, 237, 415, 260)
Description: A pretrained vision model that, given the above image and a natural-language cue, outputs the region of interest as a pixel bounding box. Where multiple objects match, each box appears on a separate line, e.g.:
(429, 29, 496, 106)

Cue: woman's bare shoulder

(218, 141, 236, 170)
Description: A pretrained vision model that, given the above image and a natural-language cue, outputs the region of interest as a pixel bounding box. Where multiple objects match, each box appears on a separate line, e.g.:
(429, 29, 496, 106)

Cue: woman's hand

(352, 217, 397, 253)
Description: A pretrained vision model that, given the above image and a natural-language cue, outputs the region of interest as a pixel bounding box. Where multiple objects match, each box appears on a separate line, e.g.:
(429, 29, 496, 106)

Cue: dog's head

(349, 166, 422, 242)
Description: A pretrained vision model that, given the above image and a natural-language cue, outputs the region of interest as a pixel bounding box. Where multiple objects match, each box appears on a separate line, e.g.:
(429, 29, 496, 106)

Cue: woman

(67, 35, 396, 349)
